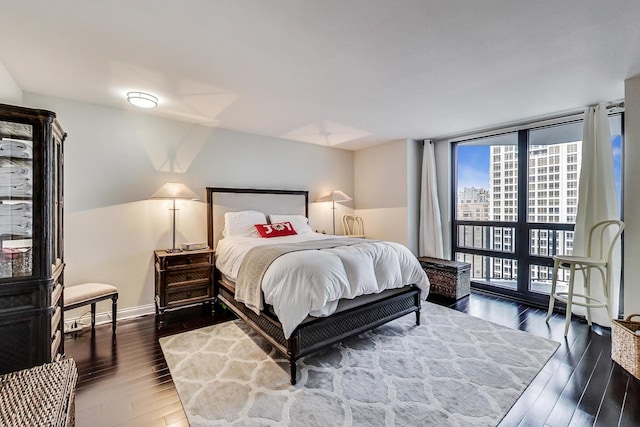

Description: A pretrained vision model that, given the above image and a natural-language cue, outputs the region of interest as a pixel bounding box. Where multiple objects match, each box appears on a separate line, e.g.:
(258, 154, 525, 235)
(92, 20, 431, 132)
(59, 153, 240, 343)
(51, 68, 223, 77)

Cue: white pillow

(223, 210, 267, 237)
(269, 214, 313, 234)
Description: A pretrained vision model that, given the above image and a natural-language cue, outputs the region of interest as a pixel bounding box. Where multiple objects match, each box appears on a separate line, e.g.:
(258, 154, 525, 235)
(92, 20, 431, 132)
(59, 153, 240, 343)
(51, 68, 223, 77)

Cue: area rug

(159, 302, 559, 426)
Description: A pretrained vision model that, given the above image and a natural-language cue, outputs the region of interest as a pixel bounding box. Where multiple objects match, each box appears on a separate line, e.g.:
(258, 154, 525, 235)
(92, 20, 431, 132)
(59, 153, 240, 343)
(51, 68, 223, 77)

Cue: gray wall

(623, 75, 640, 316)
(14, 75, 640, 320)
(22, 93, 354, 317)
(406, 139, 423, 255)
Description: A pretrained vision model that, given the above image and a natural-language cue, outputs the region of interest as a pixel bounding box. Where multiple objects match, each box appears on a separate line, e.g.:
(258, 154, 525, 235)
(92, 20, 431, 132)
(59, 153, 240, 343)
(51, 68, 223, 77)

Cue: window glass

(456, 132, 518, 222)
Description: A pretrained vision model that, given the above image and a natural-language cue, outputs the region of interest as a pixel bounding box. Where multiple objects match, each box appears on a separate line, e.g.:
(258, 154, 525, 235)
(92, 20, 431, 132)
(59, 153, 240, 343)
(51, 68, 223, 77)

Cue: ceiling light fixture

(126, 91, 158, 108)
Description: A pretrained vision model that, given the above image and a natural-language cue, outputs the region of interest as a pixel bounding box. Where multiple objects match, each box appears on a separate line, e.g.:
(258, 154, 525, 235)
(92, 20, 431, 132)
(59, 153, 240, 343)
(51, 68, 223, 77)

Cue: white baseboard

(64, 303, 156, 330)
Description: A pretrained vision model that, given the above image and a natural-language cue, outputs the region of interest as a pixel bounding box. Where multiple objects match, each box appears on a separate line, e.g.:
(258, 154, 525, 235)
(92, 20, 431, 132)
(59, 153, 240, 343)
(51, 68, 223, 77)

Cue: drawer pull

(186, 274, 193, 280)
(187, 292, 192, 298)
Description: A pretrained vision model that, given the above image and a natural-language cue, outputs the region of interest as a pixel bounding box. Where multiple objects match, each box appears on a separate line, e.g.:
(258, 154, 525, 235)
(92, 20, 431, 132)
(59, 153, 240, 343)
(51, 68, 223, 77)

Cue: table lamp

(315, 190, 352, 235)
(151, 183, 199, 253)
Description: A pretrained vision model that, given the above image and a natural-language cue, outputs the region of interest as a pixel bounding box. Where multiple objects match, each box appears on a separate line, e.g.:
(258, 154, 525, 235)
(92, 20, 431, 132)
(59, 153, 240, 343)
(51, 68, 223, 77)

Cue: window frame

(451, 112, 624, 307)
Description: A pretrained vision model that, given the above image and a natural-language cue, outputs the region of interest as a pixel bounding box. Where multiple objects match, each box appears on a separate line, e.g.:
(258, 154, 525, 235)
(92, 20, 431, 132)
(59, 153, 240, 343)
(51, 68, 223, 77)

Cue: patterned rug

(159, 302, 559, 426)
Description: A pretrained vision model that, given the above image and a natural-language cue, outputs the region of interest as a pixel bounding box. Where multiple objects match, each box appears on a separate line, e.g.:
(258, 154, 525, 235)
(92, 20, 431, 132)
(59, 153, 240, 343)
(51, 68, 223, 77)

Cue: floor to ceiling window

(452, 112, 623, 306)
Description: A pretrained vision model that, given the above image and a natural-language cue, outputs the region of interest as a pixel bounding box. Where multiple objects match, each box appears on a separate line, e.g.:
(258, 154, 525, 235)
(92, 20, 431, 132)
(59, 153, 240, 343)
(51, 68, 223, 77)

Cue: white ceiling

(1, 1, 639, 150)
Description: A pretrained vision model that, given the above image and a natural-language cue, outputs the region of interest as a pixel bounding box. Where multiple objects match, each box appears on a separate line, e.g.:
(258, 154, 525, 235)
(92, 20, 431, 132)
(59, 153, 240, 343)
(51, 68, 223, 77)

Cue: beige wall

(21, 93, 354, 320)
(354, 139, 408, 245)
(0, 62, 22, 105)
(352, 138, 449, 255)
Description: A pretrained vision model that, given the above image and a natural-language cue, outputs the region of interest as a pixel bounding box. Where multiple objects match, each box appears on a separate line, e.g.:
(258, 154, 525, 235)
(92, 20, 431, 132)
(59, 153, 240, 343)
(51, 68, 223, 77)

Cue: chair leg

(584, 268, 592, 327)
(564, 265, 576, 337)
(604, 268, 612, 322)
(91, 303, 96, 331)
(546, 259, 560, 322)
(112, 295, 118, 334)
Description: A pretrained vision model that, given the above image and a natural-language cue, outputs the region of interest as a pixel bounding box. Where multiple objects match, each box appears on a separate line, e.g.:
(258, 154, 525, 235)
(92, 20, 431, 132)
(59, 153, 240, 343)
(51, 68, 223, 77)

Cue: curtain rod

(437, 99, 624, 144)
(604, 101, 625, 109)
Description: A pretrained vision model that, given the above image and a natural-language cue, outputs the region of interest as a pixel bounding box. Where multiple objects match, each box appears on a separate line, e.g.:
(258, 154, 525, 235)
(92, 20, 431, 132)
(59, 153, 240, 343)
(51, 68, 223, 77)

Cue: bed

(207, 187, 430, 384)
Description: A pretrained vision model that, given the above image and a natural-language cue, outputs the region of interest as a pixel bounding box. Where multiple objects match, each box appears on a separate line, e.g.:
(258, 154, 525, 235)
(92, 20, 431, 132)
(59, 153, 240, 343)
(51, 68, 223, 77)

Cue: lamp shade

(150, 182, 199, 200)
(315, 190, 352, 203)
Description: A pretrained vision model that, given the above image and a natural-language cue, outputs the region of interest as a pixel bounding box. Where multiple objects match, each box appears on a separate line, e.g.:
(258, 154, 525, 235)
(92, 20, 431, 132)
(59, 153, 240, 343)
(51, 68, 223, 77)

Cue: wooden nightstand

(154, 248, 215, 320)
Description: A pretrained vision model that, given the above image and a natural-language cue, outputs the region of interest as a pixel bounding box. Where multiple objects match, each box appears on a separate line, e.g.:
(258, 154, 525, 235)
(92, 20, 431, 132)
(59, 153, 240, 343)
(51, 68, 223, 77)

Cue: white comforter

(216, 232, 430, 338)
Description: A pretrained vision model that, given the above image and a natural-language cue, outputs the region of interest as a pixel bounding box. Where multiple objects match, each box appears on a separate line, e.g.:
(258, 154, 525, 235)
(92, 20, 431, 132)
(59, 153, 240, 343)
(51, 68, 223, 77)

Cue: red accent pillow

(255, 221, 298, 238)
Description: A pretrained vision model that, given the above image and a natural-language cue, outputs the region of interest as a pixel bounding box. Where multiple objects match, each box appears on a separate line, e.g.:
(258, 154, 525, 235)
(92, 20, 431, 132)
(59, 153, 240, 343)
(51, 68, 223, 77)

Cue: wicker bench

(64, 283, 118, 333)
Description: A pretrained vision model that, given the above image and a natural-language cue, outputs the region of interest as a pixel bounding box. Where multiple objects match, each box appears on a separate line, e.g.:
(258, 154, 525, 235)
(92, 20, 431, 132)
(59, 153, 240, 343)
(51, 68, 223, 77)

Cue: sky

(457, 145, 490, 190)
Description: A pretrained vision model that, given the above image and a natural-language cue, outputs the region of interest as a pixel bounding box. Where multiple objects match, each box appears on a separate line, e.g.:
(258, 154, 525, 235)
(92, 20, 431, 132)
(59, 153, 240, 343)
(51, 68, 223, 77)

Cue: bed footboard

(217, 285, 421, 385)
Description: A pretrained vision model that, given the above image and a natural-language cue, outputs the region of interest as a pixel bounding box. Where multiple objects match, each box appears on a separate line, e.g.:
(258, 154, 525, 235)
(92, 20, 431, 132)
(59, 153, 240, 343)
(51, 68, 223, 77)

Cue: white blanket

(216, 233, 430, 338)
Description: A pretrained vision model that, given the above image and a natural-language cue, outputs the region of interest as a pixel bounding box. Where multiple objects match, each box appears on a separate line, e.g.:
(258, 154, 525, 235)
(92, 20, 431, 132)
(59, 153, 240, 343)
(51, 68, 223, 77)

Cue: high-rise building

(457, 187, 490, 221)
(456, 187, 490, 279)
(488, 141, 582, 284)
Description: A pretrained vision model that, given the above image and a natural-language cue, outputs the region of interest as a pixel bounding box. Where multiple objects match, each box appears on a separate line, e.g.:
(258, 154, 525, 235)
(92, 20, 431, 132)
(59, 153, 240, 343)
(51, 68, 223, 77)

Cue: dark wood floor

(64, 292, 640, 427)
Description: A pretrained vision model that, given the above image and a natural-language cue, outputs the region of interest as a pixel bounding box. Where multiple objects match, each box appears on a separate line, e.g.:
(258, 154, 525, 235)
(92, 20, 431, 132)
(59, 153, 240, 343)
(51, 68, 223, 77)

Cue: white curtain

(419, 140, 444, 258)
(572, 103, 621, 327)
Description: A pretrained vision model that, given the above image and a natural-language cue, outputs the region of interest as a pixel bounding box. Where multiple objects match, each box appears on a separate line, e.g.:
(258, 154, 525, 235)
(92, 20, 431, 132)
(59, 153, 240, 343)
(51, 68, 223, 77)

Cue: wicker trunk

(418, 257, 471, 300)
(0, 358, 77, 426)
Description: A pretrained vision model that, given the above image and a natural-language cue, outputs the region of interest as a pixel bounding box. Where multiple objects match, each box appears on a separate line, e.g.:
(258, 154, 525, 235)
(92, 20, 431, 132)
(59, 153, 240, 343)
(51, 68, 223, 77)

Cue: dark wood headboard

(206, 187, 309, 249)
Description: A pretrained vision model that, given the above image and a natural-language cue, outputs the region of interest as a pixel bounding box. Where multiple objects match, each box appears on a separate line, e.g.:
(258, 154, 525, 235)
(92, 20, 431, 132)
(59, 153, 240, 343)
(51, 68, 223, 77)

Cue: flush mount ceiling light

(126, 91, 158, 108)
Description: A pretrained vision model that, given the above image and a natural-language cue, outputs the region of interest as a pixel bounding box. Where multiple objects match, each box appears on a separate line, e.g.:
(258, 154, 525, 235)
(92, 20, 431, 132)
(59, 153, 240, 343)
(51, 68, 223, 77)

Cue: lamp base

(165, 248, 183, 253)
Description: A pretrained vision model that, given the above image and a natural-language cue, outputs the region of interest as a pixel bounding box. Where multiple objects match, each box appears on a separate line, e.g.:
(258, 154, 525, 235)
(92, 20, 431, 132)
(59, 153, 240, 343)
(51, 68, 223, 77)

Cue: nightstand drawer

(166, 286, 211, 305)
(166, 268, 211, 286)
(164, 253, 211, 269)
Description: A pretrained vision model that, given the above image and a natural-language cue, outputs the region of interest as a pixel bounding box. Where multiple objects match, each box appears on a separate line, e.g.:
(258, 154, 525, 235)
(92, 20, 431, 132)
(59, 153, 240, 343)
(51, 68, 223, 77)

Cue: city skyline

(457, 135, 622, 207)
